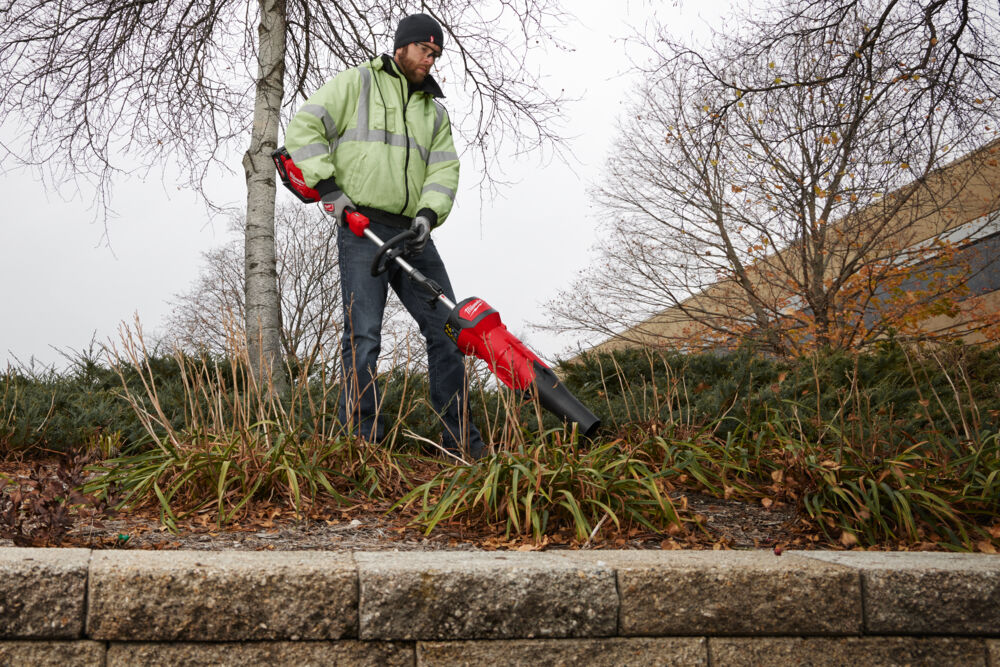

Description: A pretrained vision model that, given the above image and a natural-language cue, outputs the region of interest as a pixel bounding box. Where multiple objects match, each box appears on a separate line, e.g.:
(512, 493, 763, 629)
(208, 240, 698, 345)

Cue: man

(284, 13, 486, 460)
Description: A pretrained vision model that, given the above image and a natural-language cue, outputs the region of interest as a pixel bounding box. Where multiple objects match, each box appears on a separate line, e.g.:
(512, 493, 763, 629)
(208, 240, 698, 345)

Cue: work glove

(406, 215, 431, 255)
(321, 190, 354, 225)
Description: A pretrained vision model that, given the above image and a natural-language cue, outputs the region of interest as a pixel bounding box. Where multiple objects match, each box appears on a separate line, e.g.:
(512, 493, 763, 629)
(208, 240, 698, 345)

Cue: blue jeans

(337, 220, 485, 459)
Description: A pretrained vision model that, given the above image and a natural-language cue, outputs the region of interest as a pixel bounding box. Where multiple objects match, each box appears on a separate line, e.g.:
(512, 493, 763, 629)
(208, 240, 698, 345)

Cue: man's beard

(396, 49, 428, 85)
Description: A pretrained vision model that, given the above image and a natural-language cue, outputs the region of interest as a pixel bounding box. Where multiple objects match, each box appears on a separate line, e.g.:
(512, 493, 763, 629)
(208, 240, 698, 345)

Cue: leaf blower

(272, 147, 601, 437)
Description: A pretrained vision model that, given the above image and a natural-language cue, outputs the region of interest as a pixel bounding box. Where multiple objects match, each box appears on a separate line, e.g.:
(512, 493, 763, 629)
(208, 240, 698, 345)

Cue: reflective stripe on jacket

(284, 55, 459, 226)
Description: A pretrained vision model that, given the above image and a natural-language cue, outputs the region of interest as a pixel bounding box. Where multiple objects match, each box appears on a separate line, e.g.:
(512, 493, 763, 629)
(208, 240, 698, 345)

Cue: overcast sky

(0, 1, 732, 370)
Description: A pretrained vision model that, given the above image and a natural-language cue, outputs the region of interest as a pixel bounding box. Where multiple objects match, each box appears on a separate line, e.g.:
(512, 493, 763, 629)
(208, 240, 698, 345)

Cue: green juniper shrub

(560, 341, 1000, 549)
(5, 336, 1000, 550)
(564, 341, 1000, 447)
(1, 359, 140, 455)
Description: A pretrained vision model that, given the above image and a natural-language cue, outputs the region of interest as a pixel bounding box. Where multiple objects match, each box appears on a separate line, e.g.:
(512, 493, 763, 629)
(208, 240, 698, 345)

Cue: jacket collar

(376, 54, 445, 99)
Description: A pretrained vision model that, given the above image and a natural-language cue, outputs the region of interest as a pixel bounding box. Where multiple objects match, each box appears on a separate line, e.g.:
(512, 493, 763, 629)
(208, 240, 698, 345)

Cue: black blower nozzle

(530, 361, 601, 437)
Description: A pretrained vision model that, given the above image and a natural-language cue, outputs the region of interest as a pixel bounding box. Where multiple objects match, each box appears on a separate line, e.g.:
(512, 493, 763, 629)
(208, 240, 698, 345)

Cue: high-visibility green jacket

(284, 55, 459, 227)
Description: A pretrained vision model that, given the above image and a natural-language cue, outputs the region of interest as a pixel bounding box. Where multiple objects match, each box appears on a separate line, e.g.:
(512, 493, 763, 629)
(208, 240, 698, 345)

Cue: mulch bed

(0, 455, 843, 553)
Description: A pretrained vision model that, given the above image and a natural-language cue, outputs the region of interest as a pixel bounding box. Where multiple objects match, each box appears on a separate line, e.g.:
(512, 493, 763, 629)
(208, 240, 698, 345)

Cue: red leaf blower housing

(272, 147, 600, 437)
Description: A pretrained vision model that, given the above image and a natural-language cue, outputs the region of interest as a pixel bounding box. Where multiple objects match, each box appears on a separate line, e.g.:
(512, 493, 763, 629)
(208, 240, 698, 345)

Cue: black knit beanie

(393, 13, 444, 52)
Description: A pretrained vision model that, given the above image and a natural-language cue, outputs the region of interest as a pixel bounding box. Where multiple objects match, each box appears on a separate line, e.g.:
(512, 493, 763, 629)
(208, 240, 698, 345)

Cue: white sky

(0, 1, 732, 370)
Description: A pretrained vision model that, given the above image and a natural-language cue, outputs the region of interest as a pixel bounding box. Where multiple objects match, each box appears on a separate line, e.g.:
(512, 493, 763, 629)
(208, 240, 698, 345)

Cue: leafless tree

(166, 204, 336, 365)
(164, 203, 415, 369)
(544, 0, 1000, 354)
(0, 0, 569, 389)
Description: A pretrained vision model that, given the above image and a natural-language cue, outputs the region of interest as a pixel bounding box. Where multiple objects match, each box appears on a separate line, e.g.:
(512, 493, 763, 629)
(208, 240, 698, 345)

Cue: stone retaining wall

(1, 548, 998, 665)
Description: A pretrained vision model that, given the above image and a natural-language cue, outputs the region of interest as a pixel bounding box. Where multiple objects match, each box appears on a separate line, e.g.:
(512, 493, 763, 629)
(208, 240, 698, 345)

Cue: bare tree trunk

(243, 0, 288, 392)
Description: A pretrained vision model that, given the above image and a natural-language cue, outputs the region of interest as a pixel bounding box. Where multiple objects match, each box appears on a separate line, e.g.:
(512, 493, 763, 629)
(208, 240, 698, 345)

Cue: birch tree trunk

(243, 0, 288, 392)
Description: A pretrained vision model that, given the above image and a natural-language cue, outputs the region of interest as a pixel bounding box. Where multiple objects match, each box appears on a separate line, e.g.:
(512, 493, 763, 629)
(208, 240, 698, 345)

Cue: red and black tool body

(346, 209, 600, 438)
(272, 147, 321, 203)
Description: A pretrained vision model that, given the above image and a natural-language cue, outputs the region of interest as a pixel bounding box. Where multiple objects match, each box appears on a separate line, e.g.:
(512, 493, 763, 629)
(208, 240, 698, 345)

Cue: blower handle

(370, 229, 416, 277)
(343, 208, 452, 308)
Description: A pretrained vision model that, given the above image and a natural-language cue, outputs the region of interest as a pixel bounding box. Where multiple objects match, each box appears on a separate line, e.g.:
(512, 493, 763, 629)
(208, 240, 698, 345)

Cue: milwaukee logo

(462, 299, 487, 319)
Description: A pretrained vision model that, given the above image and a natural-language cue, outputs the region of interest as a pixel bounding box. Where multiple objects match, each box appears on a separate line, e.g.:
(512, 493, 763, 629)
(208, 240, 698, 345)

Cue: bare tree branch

(0, 0, 570, 383)
(542, 0, 1000, 354)
(164, 203, 414, 366)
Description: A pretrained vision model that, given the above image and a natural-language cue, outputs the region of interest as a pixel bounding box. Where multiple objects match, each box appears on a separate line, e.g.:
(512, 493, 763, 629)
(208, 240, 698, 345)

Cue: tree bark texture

(244, 0, 288, 391)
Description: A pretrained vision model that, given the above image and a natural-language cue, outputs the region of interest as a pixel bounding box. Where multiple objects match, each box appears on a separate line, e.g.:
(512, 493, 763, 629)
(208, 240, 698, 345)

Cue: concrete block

(562, 551, 861, 636)
(87, 550, 357, 640)
(0, 548, 90, 638)
(708, 637, 988, 666)
(799, 552, 1000, 635)
(106, 641, 413, 666)
(417, 637, 707, 666)
(356, 552, 617, 640)
(0, 641, 104, 666)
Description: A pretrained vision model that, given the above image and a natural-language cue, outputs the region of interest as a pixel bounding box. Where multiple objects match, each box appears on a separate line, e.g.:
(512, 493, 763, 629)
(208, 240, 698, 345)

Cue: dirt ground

(50, 492, 804, 552)
(0, 457, 816, 552)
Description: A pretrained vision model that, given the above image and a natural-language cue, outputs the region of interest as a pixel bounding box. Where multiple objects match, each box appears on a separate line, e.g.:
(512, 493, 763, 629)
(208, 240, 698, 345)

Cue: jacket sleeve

(416, 102, 460, 226)
(283, 68, 361, 195)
